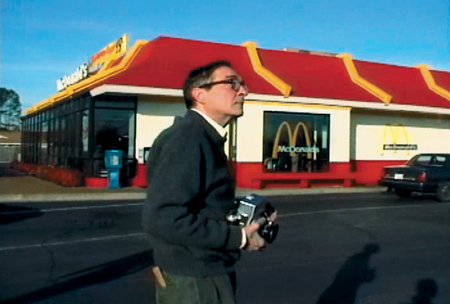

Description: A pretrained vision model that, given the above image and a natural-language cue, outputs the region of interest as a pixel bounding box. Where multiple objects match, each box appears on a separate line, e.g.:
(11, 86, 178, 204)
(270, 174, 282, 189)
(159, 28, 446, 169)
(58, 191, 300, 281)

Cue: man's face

(201, 66, 249, 126)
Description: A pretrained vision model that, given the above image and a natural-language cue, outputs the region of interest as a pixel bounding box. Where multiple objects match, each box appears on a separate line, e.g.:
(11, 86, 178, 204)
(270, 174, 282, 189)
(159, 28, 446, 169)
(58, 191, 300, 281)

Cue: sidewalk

(0, 165, 386, 202)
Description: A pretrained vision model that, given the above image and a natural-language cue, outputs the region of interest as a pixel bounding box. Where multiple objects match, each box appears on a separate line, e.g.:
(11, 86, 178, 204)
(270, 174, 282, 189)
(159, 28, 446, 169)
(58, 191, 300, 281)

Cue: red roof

(354, 60, 450, 108)
(258, 48, 378, 101)
(99, 36, 450, 109)
(432, 70, 450, 94)
(104, 36, 278, 95)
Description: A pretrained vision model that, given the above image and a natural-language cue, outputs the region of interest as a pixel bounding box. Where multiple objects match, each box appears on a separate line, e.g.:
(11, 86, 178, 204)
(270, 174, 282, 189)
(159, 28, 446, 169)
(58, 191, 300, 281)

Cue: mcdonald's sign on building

(263, 111, 330, 173)
(381, 124, 418, 153)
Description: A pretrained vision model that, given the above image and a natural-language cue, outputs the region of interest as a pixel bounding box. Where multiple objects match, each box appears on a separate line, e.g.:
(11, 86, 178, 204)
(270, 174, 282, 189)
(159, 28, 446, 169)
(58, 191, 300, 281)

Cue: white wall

(351, 112, 450, 160)
(136, 96, 186, 163)
(134, 95, 450, 165)
(236, 101, 352, 163)
(135, 97, 356, 164)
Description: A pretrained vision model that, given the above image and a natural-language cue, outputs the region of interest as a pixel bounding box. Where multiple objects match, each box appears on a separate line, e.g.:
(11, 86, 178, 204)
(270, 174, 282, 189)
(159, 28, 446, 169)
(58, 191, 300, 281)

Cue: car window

(431, 156, 446, 166)
(435, 156, 446, 163)
(412, 155, 432, 165)
(408, 155, 448, 166)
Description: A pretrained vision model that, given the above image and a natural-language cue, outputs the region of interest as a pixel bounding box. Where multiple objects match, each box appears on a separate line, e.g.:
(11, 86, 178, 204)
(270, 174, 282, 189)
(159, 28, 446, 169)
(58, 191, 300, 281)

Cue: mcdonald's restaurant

(22, 35, 450, 189)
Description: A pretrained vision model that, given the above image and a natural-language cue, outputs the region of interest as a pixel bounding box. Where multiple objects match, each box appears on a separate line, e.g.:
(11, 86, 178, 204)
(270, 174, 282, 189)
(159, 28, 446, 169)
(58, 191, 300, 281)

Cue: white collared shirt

(191, 109, 228, 139)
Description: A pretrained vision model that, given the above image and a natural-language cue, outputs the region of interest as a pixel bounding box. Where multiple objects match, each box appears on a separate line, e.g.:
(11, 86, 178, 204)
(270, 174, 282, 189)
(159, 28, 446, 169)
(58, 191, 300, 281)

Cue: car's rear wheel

(436, 182, 450, 202)
(395, 189, 412, 198)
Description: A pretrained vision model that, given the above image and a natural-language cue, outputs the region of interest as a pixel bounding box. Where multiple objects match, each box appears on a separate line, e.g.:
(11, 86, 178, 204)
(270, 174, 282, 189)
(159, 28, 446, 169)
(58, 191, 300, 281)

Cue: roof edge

(416, 64, 450, 102)
(337, 53, 393, 104)
(242, 41, 292, 97)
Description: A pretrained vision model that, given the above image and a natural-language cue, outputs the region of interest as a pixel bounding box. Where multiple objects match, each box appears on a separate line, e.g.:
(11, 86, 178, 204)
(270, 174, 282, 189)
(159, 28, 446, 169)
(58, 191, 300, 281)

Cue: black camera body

(227, 194, 279, 243)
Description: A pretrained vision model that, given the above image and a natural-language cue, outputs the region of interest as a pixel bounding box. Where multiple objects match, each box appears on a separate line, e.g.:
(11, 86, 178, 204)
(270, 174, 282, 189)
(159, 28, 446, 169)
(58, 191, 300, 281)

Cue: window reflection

(263, 111, 330, 173)
(93, 108, 135, 177)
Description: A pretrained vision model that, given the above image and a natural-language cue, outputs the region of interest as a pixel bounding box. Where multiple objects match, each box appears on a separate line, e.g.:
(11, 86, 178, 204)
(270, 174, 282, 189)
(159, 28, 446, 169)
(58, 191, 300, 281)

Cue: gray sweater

(142, 110, 243, 277)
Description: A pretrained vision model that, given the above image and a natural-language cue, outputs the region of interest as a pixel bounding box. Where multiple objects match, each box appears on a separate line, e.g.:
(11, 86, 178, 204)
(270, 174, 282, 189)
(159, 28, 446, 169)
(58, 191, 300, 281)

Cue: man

(142, 60, 268, 304)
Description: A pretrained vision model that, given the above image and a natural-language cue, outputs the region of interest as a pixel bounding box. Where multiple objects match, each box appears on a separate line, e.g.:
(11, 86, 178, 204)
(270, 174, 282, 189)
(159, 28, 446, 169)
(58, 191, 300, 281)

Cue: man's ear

(191, 88, 206, 105)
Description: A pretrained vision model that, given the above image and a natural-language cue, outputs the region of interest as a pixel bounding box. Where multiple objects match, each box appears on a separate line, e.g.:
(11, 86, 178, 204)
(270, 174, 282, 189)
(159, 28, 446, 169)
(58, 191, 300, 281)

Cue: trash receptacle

(105, 150, 123, 189)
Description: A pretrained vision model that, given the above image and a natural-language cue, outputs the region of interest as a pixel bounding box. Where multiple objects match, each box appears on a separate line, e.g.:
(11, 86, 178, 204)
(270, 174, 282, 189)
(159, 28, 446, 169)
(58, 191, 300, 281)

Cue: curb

(0, 192, 147, 203)
(0, 187, 387, 203)
(236, 186, 387, 197)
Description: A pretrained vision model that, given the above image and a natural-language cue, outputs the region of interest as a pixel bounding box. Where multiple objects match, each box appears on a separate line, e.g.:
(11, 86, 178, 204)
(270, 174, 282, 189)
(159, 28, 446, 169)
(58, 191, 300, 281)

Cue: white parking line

(0, 232, 146, 252)
(1, 203, 144, 215)
(278, 202, 449, 218)
(5, 200, 448, 216)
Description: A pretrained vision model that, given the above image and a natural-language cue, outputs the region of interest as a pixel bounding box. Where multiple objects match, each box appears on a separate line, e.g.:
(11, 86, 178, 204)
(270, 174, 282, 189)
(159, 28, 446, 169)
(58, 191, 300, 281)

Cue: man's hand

(243, 222, 266, 251)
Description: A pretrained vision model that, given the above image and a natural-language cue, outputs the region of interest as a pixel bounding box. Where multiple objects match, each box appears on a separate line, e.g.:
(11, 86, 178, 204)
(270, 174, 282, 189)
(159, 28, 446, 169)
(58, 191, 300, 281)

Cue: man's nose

(239, 84, 249, 96)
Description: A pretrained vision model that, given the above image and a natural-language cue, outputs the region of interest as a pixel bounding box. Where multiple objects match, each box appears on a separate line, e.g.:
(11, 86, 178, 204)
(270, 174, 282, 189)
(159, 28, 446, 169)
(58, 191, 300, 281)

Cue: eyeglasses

(199, 78, 247, 91)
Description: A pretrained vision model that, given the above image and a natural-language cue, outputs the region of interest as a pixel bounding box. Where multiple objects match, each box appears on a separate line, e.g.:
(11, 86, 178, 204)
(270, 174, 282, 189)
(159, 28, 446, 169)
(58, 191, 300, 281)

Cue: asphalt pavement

(2, 192, 449, 303)
(0, 163, 387, 202)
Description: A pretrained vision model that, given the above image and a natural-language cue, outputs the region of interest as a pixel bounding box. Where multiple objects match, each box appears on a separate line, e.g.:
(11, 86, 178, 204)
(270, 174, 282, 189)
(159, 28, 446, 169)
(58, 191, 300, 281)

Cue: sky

(1, 0, 449, 114)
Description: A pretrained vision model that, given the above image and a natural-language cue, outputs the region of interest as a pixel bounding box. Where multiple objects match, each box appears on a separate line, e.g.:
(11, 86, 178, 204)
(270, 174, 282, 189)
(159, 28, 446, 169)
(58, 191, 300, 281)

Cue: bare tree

(0, 88, 22, 131)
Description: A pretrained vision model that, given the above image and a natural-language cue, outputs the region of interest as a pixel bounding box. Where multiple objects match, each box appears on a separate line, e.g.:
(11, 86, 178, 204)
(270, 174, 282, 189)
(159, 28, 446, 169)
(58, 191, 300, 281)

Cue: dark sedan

(378, 153, 450, 201)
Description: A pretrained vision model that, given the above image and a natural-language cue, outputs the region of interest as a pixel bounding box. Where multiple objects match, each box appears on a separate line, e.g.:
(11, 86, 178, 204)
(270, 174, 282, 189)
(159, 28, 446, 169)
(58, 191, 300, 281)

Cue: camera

(227, 194, 279, 243)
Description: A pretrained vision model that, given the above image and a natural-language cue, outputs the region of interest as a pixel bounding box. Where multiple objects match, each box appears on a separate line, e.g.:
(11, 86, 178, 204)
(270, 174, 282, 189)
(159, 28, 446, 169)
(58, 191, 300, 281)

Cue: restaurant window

(28, 117, 33, 163)
(37, 114, 42, 164)
(74, 111, 81, 157)
(93, 108, 135, 175)
(48, 116, 54, 165)
(82, 110, 89, 153)
(54, 116, 60, 165)
(91, 95, 137, 178)
(32, 115, 37, 163)
(60, 116, 67, 164)
(66, 113, 75, 163)
(263, 111, 330, 173)
(42, 119, 48, 164)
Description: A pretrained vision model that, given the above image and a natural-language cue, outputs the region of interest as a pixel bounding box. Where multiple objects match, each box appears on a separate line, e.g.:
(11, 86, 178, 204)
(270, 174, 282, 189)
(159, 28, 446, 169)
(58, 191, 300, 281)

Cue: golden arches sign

(381, 124, 417, 156)
(271, 121, 313, 159)
(265, 121, 319, 172)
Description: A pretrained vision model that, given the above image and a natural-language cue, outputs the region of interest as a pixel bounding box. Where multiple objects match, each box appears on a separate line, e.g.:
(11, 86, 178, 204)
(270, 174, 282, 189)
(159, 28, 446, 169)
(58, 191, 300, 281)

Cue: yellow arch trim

(26, 40, 149, 115)
(337, 53, 392, 104)
(416, 64, 450, 102)
(381, 124, 411, 156)
(242, 41, 292, 97)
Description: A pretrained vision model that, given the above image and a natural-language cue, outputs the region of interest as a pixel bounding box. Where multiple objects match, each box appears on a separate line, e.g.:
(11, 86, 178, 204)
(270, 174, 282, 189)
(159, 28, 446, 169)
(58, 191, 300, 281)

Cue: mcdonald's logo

(264, 121, 319, 172)
(381, 124, 417, 155)
(271, 121, 319, 157)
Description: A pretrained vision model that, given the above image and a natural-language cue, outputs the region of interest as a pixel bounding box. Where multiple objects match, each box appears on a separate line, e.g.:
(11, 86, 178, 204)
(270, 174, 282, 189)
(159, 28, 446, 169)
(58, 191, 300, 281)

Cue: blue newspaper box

(105, 150, 123, 189)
